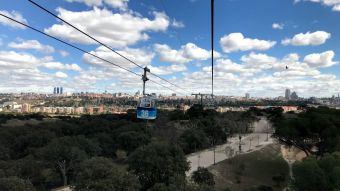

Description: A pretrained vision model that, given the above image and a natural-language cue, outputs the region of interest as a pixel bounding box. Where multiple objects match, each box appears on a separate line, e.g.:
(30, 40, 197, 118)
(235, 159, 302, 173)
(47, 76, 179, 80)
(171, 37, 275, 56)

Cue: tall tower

(245, 93, 250, 99)
(60, 87, 63, 95)
(285, 89, 291, 100)
(57, 87, 60, 94)
(53, 87, 57, 94)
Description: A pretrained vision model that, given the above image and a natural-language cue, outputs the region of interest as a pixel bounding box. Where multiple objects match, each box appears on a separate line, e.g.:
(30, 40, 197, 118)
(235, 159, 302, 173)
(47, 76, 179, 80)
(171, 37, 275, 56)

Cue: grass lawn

(209, 143, 289, 191)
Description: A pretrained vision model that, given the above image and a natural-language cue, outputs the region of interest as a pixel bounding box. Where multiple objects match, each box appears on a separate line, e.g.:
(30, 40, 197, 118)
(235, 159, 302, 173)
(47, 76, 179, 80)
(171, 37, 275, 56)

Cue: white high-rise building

(245, 93, 250, 99)
(285, 89, 291, 100)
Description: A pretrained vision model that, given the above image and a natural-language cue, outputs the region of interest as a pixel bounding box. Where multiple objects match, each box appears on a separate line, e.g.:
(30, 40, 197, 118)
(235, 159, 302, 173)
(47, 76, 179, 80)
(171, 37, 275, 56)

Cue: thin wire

(148, 73, 190, 94)
(0, 13, 186, 96)
(28, 0, 143, 70)
(149, 79, 185, 96)
(211, 0, 214, 97)
(156, 0, 192, 94)
(28, 0, 191, 94)
(0, 13, 140, 77)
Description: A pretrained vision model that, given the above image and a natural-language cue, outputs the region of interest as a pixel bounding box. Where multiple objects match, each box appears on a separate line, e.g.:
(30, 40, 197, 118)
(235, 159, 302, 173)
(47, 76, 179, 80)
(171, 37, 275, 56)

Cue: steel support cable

(211, 0, 214, 97)
(0, 13, 140, 77)
(28, 0, 191, 94)
(0, 13, 185, 95)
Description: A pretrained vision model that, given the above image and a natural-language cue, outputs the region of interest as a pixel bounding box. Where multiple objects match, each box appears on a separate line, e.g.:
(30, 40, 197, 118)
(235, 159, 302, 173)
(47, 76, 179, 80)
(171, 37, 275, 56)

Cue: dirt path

(187, 117, 274, 175)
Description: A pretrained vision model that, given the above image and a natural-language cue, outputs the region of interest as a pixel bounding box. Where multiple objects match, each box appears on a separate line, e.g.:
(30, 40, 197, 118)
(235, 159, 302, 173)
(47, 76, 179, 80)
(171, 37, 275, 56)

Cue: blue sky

(1, 0, 340, 97)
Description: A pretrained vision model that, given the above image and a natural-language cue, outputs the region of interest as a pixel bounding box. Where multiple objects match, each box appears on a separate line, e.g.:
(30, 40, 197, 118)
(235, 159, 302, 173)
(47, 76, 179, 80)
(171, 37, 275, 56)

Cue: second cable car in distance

(136, 66, 157, 120)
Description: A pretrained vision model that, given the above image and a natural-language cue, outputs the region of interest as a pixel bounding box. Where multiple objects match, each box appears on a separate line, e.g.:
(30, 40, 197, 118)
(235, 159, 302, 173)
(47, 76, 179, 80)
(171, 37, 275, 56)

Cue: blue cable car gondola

(137, 96, 157, 120)
(136, 67, 157, 120)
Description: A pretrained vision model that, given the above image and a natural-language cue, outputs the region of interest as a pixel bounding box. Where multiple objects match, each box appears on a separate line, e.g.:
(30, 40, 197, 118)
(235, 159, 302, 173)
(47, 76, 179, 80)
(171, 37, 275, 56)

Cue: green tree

(117, 131, 150, 154)
(293, 159, 328, 191)
(246, 185, 274, 191)
(0, 145, 10, 160)
(178, 129, 209, 154)
(187, 104, 204, 118)
(271, 173, 285, 187)
(37, 136, 101, 186)
(273, 107, 340, 156)
(0, 176, 36, 191)
(128, 142, 189, 190)
(198, 118, 227, 145)
(91, 133, 116, 158)
(73, 157, 140, 191)
(191, 167, 215, 186)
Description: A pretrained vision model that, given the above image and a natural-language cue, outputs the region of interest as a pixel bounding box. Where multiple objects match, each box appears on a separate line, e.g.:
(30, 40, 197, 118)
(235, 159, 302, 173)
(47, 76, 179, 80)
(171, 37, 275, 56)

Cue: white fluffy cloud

(1, 49, 340, 97)
(297, 0, 340, 11)
(44, 62, 82, 71)
(303, 50, 338, 68)
(172, 19, 185, 28)
(0, 10, 27, 29)
(83, 46, 154, 68)
(148, 64, 187, 75)
(154, 43, 220, 64)
(333, 4, 340, 10)
(65, 0, 129, 10)
(154, 44, 190, 64)
(56, 71, 68, 78)
(240, 52, 322, 77)
(220, 33, 276, 53)
(59, 50, 70, 57)
(45, 7, 169, 48)
(0, 50, 73, 92)
(272, 23, 284, 30)
(8, 39, 55, 53)
(0, 50, 81, 72)
(282, 31, 331, 46)
(182, 50, 340, 97)
(241, 52, 277, 70)
(0, 51, 45, 69)
(70, 66, 142, 92)
(209, 59, 259, 77)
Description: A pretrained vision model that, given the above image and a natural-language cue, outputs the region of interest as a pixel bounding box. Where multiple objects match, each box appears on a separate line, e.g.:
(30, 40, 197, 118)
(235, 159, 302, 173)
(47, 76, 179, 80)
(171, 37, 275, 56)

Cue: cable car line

(148, 73, 190, 94)
(28, 0, 144, 70)
(149, 79, 185, 95)
(211, 0, 214, 97)
(28, 0, 191, 95)
(0, 13, 185, 96)
(0, 13, 140, 77)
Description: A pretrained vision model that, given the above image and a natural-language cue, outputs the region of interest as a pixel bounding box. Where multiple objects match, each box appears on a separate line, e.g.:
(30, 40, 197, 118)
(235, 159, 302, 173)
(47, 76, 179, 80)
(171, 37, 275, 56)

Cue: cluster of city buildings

(0, 100, 300, 115)
(215, 105, 299, 113)
(0, 101, 132, 115)
(285, 89, 299, 101)
(1, 88, 340, 115)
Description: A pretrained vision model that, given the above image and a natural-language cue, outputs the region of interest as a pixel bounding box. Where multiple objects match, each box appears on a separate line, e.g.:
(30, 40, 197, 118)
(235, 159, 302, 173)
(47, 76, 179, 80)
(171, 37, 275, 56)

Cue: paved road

(186, 117, 274, 175)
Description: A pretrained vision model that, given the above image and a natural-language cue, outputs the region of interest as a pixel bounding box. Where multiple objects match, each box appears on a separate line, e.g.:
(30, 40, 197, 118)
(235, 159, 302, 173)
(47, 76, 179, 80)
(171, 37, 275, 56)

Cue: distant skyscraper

(60, 87, 63, 95)
(285, 89, 291, 100)
(245, 93, 250, 99)
(56, 87, 60, 94)
(53, 87, 57, 94)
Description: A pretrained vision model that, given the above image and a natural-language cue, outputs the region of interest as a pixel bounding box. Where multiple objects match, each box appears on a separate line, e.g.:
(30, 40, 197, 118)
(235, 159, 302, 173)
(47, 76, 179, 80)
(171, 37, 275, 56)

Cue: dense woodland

(268, 107, 340, 191)
(1, 106, 339, 191)
(0, 105, 255, 191)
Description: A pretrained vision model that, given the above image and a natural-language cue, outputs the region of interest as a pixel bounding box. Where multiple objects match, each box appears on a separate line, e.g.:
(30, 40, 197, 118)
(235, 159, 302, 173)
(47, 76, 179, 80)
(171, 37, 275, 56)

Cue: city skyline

(1, 0, 340, 97)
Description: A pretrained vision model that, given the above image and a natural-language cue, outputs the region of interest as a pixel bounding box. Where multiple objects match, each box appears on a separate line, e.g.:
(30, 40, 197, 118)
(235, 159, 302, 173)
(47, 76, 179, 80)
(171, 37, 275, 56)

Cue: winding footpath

(186, 117, 274, 175)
